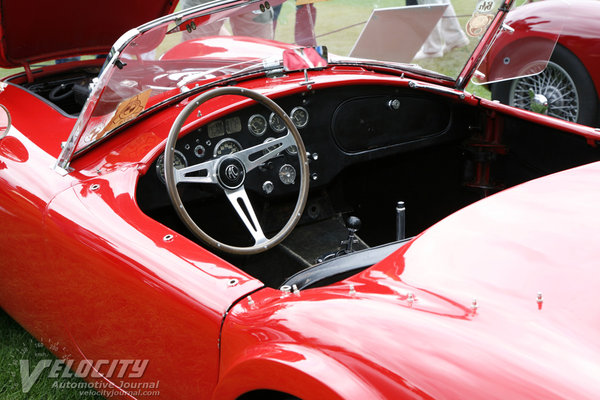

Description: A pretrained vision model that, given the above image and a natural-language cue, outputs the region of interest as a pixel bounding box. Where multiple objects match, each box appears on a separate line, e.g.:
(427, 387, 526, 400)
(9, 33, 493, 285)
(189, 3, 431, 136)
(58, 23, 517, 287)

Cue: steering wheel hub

(217, 157, 246, 190)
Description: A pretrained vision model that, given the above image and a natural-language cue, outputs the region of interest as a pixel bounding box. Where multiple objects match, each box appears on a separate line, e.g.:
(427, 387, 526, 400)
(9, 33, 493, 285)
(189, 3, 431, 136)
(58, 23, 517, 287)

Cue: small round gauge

(290, 106, 309, 128)
(269, 112, 287, 133)
(279, 164, 297, 185)
(156, 150, 188, 184)
(248, 114, 267, 137)
(213, 138, 243, 157)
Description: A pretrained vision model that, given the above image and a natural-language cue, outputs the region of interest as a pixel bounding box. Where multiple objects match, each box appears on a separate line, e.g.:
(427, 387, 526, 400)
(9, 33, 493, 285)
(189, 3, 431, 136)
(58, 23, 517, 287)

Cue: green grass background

(0, 310, 104, 399)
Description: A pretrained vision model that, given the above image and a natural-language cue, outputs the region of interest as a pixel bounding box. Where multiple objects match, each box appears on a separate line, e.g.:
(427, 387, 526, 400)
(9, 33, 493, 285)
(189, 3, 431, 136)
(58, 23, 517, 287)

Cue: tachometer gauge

(269, 112, 287, 133)
(156, 150, 188, 184)
(213, 138, 243, 157)
(290, 106, 309, 128)
(248, 114, 267, 136)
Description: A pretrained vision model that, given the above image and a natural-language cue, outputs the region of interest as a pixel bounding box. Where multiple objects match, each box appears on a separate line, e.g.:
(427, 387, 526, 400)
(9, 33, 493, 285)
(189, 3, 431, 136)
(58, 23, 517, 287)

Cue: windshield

(57, 0, 521, 169)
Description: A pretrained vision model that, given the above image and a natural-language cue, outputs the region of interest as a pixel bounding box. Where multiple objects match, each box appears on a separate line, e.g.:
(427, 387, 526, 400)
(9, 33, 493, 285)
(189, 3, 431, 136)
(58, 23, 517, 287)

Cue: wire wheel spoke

(510, 61, 579, 122)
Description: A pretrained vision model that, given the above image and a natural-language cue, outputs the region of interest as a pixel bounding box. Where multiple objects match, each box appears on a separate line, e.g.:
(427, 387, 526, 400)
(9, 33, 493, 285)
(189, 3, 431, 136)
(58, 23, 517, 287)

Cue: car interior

(134, 83, 600, 289)
(6, 61, 600, 290)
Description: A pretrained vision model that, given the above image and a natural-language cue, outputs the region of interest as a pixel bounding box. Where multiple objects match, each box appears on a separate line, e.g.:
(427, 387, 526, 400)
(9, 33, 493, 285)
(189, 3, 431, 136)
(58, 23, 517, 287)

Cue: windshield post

(54, 28, 141, 173)
(455, 0, 513, 90)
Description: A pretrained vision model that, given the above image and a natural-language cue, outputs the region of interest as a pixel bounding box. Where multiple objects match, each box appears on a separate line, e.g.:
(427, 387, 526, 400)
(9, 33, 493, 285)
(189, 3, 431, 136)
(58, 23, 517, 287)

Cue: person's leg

(414, 0, 444, 58)
(231, 8, 274, 39)
(295, 4, 317, 47)
(273, 4, 282, 30)
(440, 2, 469, 50)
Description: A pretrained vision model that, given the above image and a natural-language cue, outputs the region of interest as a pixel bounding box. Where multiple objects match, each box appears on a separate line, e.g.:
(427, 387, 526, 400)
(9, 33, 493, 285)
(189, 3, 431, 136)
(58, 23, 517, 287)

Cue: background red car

(488, 0, 600, 126)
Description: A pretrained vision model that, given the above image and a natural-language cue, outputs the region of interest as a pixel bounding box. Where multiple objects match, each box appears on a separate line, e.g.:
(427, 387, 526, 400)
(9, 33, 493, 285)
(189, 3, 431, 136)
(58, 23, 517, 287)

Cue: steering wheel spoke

(236, 132, 296, 172)
(225, 186, 268, 246)
(175, 158, 218, 185)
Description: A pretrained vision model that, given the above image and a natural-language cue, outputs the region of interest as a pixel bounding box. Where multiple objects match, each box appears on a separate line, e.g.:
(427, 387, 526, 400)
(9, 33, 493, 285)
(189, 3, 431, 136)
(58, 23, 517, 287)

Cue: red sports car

(1, 0, 600, 399)
(487, 0, 600, 126)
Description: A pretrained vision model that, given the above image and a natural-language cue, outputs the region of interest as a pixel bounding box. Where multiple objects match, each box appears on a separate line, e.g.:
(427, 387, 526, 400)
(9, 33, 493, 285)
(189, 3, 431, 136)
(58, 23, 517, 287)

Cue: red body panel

(0, 78, 262, 398)
(220, 161, 600, 399)
(0, 0, 177, 67)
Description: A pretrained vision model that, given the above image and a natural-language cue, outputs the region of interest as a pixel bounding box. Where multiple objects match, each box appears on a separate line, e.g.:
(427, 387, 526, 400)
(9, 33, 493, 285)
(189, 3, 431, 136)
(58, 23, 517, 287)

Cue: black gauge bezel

(156, 150, 188, 184)
(290, 106, 309, 128)
(213, 138, 243, 158)
(269, 112, 287, 133)
(248, 114, 267, 137)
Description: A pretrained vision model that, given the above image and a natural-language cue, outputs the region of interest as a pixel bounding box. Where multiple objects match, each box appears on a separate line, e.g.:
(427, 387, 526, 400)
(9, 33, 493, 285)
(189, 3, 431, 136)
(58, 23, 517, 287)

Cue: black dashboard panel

(139, 84, 460, 211)
(332, 93, 452, 152)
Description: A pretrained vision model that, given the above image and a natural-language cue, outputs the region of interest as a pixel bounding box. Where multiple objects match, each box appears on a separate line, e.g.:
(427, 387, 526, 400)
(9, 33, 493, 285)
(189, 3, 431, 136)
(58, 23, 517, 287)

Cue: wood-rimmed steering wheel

(164, 87, 310, 255)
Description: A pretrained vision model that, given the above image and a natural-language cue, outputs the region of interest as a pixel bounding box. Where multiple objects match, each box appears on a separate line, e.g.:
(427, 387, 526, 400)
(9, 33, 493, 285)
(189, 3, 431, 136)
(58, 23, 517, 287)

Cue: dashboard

(138, 84, 458, 210)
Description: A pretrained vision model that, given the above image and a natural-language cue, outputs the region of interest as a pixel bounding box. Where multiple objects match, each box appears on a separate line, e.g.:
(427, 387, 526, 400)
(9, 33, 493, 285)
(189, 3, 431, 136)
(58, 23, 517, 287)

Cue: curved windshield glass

(58, 0, 521, 168)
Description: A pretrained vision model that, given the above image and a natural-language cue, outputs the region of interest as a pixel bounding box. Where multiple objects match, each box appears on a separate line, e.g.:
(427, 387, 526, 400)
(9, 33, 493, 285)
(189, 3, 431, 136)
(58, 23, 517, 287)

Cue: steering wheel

(164, 87, 310, 255)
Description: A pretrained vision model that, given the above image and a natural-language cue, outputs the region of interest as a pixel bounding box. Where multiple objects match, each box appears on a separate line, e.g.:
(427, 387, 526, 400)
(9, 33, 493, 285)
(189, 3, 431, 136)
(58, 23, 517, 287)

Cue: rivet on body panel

(163, 234, 174, 242)
(471, 298, 478, 312)
(349, 284, 356, 296)
(90, 184, 100, 191)
(280, 285, 291, 293)
(228, 279, 239, 287)
(280, 285, 291, 298)
(407, 292, 415, 306)
(292, 284, 300, 295)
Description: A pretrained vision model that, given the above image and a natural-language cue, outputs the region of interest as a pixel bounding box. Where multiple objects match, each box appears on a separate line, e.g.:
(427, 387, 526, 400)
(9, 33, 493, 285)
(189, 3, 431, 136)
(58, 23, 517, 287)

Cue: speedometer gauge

(248, 114, 267, 136)
(291, 106, 309, 128)
(269, 112, 287, 133)
(156, 150, 188, 184)
(213, 138, 243, 157)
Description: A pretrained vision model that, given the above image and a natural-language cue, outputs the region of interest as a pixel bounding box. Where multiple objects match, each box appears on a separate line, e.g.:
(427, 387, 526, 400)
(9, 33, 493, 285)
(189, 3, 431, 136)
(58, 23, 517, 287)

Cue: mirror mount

(283, 46, 328, 89)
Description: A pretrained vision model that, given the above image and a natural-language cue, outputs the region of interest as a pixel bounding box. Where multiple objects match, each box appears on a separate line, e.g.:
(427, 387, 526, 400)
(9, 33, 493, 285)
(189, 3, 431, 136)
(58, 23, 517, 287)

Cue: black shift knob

(346, 216, 361, 232)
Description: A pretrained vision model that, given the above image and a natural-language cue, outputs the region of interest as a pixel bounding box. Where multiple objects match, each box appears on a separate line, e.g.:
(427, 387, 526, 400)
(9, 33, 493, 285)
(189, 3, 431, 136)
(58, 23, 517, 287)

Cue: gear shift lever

(316, 216, 362, 263)
(341, 216, 361, 254)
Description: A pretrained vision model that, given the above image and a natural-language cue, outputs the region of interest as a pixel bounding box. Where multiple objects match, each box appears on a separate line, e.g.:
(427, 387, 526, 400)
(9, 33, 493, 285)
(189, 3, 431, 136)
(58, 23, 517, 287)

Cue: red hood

(222, 161, 600, 399)
(0, 0, 176, 68)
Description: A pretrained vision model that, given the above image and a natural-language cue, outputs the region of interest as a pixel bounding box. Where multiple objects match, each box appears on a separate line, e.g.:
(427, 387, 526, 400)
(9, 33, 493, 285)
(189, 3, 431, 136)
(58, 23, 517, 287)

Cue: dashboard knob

(262, 181, 274, 194)
(388, 99, 401, 111)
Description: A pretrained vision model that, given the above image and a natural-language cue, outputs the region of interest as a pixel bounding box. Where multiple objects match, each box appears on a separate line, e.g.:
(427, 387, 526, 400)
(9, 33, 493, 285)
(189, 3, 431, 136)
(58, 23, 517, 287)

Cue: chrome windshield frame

(53, 0, 514, 173)
(54, 0, 261, 172)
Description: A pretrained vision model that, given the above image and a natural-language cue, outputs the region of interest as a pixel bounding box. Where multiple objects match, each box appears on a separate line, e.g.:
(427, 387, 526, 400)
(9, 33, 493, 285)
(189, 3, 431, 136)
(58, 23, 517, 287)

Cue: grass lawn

(0, 310, 104, 399)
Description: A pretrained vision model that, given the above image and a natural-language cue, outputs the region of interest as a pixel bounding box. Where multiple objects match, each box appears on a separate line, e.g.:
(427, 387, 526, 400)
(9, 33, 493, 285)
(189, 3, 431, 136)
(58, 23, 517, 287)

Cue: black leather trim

(281, 239, 410, 290)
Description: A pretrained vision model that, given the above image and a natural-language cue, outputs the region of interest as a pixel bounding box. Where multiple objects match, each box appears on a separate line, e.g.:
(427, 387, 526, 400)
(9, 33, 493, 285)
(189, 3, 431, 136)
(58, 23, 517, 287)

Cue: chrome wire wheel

(508, 61, 579, 122)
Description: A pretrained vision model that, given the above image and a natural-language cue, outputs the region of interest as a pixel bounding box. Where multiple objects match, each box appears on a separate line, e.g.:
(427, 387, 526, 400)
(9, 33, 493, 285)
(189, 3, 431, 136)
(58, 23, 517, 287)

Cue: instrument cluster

(156, 104, 311, 194)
